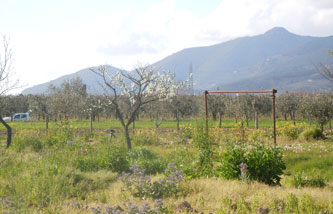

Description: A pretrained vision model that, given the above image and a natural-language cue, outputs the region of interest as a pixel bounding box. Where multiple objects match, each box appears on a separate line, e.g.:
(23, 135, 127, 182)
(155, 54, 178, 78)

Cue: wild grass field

(0, 119, 332, 213)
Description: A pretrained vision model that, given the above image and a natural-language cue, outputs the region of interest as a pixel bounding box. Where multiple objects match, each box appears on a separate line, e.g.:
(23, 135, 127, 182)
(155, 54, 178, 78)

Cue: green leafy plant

(192, 125, 214, 177)
(217, 143, 286, 185)
(121, 163, 184, 199)
(293, 171, 326, 188)
(128, 147, 166, 175)
(299, 128, 323, 140)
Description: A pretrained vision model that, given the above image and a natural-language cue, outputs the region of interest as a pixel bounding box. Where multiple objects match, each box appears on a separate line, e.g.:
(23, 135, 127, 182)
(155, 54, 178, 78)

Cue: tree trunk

(284, 114, 287, 120)
(46, 115, 49, 130)
(124, 126, 132, 151)
(176, 109, 180, 135)
(255, 111, 258, 129)
(218, 112, 222, 128)
(0, 117, 12, 148)
(292, 112, 296, 125)
(329, 119, 332, 130)
(212, 112, 217, 121)
(90, 113, 93, 133)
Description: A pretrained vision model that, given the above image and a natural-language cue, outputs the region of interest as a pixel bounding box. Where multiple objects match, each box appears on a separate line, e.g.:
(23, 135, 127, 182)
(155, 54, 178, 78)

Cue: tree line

(1, 76, 333, 133)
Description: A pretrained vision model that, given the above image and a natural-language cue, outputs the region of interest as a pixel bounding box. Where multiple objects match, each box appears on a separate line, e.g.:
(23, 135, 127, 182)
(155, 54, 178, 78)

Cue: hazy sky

(1, 0, 333, 93)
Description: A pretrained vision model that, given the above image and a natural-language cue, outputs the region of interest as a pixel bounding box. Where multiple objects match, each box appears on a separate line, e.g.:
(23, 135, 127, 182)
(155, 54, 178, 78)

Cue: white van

(13, 112, 31, 121)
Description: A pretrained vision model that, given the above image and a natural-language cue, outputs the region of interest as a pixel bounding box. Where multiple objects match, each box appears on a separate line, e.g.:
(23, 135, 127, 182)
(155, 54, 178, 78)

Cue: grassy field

(0, 118, 315, 131)
(0, 119, 332, 213)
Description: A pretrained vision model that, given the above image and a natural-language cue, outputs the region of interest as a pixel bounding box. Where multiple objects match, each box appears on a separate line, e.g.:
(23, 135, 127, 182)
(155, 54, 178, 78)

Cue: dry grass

(58, 177, 333, 213)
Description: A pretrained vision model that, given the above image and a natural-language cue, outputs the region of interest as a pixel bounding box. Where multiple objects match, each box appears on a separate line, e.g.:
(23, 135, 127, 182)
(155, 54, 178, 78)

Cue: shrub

(128, 147, 166, 175)
(217, 143, 286, 185)
(299, 128, 323, 140)
(181, 125, 193, 139)
(12, 131, 44, 152)
(132, 130, 158, 146)
(75, 145, 129, 173)
(91, 199, 169, 214)
(278, 123, 302, 140)
(192, 126, 214, 177)
(293, 171, 326, 188)
(121, 163, 184, 199)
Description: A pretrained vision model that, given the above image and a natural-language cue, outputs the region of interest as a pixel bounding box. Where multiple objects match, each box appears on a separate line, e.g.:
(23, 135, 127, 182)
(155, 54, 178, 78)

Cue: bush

(121, 163, 184, 199)
(12, 131, 44, 152)
(279, 123, 302, 140)
(299, 128, 323, 140)
(192, 126, 214, 177)
(132, 130, 158, 146)
(217, 143, 286, 185)
(128, 147, 166, 175)
(293, 171, 326, 188)
(75, 145, 129, 173)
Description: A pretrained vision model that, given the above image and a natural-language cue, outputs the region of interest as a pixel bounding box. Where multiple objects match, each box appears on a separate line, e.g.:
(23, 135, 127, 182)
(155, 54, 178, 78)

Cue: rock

(177, 201, 193, 212)
(257, 208, 271, 214)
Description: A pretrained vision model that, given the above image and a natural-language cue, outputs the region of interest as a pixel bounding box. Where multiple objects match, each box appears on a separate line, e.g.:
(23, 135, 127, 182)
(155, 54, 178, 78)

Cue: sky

(1, 0, 333, 93)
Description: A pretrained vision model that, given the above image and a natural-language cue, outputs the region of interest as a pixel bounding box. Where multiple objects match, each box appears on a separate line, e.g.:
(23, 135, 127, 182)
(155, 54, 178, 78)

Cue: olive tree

(91, 65, 188, 150)
(0, 35, 19, 147)
(298, 93, 333, 131)
(208, 94, 228, 128)
(276, 92, 298, 121)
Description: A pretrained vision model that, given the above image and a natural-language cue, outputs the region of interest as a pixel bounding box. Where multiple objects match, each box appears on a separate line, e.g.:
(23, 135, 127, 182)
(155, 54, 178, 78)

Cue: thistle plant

(120, 163, 184, 199)
(239, 162, 249, 182)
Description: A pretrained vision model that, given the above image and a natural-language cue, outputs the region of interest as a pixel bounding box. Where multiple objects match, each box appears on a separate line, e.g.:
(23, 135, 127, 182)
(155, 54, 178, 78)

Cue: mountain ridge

(22, 27, 333, 95)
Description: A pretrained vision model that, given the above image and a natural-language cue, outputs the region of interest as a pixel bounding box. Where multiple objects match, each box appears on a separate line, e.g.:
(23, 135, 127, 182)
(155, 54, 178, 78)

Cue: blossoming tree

(0, 35, 19, 148)
(91, 65, 189, 150)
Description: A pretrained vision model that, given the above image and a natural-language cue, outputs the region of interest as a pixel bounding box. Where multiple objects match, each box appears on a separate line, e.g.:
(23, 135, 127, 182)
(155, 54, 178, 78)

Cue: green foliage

(299, 128, 323, 140)
(217, 143, 286, 185)
(128, 147, 166, 175)
(181, 124, 193, 139)
(132, 129, 159, 146)
(12, 131, 44, 152)
(293, 171, 326, 188)
(75, 145, 129, 173)
(121, 163, 184, 199)
(278, 123, 302, 140)
(192, 125, 214, 177)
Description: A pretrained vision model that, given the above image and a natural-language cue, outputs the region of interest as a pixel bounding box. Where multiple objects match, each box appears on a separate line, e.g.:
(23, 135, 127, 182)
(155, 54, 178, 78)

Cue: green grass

(0, 118, 317, 131)
(0, 123, 333, 213)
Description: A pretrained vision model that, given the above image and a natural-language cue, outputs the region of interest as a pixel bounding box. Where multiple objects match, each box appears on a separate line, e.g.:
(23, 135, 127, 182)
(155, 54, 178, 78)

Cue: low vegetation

(0, 119, 332, 213)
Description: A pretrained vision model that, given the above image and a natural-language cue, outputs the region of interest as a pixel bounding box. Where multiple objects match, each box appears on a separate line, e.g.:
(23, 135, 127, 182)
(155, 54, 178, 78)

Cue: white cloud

(5, 0, 333, 93)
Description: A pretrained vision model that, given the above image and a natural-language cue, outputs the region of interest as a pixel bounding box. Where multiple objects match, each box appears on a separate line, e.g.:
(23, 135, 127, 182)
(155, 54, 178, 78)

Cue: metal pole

(272, 89, 277, 145)
(204, 90, 208, 133)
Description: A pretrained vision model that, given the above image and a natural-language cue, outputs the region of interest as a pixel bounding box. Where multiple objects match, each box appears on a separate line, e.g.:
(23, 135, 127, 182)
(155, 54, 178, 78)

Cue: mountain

(22, 27, 333, 94)
(154, 27, 333, 92)
(22, 65, 123, 95)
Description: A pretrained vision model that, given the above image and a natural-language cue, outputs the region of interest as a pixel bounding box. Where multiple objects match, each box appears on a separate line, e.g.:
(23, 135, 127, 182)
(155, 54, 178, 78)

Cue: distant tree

(298, 93, 333, 131)
(0, 35, 19, 147)
(235, 94, 254, 127)
(48, 77, 87, 120)
(276, 92, 298, 122)
(168, 94, 199, 134)
(252, 95, 272, 129)
(28, 94, 51, 129)
(84, 94, 104, 132)
(208, 94, 228, 128)
(91, 65, 188, 150)
(318, 50, 333, 84)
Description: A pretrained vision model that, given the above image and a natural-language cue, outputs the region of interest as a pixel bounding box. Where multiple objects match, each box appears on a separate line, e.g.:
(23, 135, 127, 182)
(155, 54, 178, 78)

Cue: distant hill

(22, 27, 333, 94)
(22, 65, 123, 95)
(154, 27, 333, 92)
